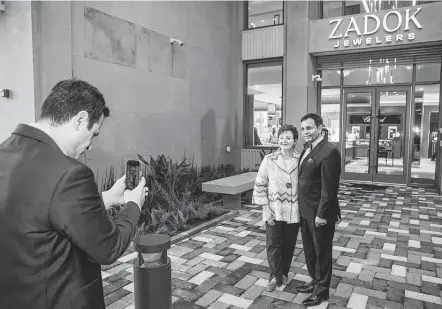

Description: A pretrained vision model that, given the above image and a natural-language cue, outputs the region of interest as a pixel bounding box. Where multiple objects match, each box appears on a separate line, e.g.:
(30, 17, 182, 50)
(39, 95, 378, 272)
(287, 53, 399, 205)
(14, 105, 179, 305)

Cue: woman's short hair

(277, 124, 298, 140)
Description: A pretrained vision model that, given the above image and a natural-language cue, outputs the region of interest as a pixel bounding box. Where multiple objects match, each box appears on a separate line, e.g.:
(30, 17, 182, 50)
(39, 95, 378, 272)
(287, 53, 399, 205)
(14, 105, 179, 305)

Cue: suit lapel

(299, 138, 327, 174)
(298, 149, 306, 168)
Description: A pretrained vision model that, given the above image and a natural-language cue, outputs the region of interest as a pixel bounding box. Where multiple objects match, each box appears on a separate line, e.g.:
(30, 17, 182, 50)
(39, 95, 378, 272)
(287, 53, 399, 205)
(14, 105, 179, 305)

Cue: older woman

(252, 124, 300, 292)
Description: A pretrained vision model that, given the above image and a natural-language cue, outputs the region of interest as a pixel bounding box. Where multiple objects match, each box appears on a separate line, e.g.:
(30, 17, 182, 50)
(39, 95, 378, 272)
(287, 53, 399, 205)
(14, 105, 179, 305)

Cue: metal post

(132, 234, 172, 309)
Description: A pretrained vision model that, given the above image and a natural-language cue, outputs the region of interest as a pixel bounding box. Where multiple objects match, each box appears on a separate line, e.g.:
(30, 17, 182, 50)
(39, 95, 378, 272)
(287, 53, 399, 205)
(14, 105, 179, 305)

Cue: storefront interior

(320, 58, 441, 186)
(245, 61, 283, 147)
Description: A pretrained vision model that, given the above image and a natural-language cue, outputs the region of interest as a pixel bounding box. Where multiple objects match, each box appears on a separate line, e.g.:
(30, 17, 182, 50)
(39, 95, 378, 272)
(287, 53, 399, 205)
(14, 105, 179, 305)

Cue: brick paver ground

(102, 183, 442, 309)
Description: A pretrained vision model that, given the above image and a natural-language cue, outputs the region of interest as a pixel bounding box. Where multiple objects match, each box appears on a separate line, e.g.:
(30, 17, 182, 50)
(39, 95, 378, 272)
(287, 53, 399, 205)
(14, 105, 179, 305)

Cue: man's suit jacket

(0, 124, 141, 309)
(298, 138, 341, 222)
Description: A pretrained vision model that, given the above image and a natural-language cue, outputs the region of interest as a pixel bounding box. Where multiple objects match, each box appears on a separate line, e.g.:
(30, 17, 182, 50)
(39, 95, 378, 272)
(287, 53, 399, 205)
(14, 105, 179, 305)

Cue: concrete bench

(201, 172, 257, 209)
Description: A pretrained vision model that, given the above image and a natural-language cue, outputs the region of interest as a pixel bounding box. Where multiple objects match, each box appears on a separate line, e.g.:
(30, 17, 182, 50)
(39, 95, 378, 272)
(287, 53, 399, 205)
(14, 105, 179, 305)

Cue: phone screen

(125, 160, 140, 190)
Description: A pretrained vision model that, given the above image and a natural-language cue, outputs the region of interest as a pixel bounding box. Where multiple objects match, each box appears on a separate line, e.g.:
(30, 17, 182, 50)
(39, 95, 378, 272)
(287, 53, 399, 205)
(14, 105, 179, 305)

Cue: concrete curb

(171, 210, 239, 244)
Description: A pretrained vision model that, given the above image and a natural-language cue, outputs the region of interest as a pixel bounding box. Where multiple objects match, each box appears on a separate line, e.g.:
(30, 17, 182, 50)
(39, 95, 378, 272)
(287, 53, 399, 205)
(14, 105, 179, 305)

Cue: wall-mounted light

(312, 75, 322, 82)
(0, 89, 10, 98)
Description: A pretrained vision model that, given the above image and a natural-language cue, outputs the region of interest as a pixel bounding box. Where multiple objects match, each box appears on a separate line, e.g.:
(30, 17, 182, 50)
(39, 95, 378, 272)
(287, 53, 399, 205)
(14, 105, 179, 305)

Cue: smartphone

(125, 160, 141, 190)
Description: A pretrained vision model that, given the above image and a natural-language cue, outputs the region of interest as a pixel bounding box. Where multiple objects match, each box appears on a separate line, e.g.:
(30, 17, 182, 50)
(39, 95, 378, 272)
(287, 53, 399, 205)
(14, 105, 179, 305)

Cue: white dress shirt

(300, 136, 323, 166)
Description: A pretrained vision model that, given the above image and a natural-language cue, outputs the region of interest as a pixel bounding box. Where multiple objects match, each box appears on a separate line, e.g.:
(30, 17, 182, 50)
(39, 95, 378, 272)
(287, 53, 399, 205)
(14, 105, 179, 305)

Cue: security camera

(170, 38, 184, 46)
(312, 75, 322, 82)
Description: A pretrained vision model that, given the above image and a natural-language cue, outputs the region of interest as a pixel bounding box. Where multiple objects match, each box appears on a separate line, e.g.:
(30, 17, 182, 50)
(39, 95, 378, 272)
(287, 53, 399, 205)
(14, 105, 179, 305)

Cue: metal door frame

(341, 88, 376, 182)
(372, 86, 410, 184)
(341, 86, 410, 184)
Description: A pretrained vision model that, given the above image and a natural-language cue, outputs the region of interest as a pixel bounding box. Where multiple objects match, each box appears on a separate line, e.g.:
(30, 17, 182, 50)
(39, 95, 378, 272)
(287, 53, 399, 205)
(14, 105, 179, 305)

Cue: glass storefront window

(343, 91, 373, 174)
(411, 84, 440, 183)
(246, 62, 283, 147)
(416, 63, 441, 82)
(322, 1, 343, 18)
(418, 0, 441, 4)
(321, 69, 341, 87)
(322, 0, 441, 19)
(247, 1, 283, 29)
(344, 0, 415, 15)
(343, 63, 412, 86)
(321, 88, 341, 149)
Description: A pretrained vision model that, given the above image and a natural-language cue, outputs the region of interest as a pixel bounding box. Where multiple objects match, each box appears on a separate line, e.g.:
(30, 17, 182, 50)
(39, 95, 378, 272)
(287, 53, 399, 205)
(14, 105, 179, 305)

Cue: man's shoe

(282, 275, 289, 285)
(301, 294, 329, 307)
(266, 278, 277, 292)
(296, 281, 314, 293)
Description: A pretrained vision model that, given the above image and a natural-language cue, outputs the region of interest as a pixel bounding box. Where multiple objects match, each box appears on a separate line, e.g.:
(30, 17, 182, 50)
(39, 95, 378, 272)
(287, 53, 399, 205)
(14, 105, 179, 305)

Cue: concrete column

(0, 1, 36, 142)
(284, 0, 320, 145)
(231, 1, 245, 169)
(37, 1, 73, 112)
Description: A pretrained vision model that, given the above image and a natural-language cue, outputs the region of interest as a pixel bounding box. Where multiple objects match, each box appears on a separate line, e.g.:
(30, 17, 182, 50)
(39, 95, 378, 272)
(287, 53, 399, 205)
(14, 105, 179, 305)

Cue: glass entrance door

(342, 87, 410, 184)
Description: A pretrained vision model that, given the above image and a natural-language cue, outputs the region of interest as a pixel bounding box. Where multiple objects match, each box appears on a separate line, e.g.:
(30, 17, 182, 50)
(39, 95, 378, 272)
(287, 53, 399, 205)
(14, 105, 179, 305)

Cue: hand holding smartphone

(124, 160, 147, 209)
(125, 160, 141, 190)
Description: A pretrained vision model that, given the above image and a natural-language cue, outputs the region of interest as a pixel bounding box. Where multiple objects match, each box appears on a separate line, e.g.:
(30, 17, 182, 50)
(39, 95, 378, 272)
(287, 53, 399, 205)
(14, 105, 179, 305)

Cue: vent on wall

(241, 149, 262, 170)
(0, 1, 5, 13)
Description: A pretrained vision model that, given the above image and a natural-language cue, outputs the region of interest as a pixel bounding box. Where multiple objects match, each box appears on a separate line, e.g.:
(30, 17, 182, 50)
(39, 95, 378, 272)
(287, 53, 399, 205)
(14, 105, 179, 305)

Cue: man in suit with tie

(0, 79, 147, 309)
(296, 113, 341, 307)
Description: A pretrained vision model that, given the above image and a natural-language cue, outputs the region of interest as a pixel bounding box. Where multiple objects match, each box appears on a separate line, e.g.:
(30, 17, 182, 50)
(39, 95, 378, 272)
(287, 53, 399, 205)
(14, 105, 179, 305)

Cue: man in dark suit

(0, 79, 147, 309)
(297, 113, 341, 307)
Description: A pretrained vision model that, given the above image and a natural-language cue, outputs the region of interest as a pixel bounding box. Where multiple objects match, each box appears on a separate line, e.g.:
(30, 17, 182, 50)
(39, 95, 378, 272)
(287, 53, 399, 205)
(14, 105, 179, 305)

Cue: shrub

(103, 154, 246, 236)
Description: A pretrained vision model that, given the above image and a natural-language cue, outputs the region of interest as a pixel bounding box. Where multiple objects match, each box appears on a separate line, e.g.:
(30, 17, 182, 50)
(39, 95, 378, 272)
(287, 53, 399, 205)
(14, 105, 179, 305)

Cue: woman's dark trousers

(266, 221, 299, 285)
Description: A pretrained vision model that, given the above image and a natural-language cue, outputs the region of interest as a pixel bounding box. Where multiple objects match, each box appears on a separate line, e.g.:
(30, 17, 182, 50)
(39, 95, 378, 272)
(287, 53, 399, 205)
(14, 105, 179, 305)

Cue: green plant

(99, 165, 117, 192)
(101, 153, 245, 235)
(138, 154, 191, 211)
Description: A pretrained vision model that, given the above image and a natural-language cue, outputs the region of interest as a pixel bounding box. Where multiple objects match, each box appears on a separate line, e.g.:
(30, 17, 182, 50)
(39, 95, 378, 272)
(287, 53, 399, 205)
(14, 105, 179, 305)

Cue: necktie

(301, 144, 312, 165)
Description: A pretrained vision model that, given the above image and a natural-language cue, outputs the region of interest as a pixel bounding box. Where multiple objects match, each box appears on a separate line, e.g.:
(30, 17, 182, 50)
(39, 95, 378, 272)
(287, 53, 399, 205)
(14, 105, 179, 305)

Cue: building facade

(1, 1, 442, 191)
(244, 0, 442, 190)
(0, 1, 244, 178)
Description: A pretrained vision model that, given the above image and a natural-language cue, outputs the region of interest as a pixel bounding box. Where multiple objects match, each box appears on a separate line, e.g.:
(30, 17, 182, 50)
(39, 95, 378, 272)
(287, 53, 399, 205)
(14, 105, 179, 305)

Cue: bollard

(132, 234, 171, 309)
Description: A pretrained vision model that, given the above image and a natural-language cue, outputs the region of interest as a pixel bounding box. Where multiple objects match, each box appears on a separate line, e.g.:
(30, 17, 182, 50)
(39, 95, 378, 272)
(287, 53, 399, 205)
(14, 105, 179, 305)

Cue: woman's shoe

(266, 278, 277, 292)
(282, 275, 289, 285)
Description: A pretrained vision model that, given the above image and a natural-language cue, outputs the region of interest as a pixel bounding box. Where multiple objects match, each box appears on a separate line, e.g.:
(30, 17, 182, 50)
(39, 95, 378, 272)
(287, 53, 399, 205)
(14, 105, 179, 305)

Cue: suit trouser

(266, 221, 299, 285)
(300, 216, 335, 297)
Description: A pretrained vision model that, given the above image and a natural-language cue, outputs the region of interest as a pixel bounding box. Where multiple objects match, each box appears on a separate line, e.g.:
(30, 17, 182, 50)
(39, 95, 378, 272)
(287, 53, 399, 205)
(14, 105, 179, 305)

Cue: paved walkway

(102, 183, 442, 309)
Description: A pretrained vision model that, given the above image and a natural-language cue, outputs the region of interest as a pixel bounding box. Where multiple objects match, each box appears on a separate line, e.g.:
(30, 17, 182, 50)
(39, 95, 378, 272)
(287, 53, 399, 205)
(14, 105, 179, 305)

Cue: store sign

(308, 2, 442, 54)
(350, 114, 400, 124)
(330, 7, 422, 49)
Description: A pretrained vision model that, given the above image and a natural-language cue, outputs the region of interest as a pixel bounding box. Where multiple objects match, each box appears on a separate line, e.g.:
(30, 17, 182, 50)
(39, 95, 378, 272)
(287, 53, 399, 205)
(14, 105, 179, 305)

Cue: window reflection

(247, 1, 283, 29)
(321, 88, 341, 149)
(322, 0, 441, 18)
(321, 70, 341, 87)
(343, 92, 372, 174)
(416, 63, 441, 82)
(323, 1, 343, 18)
(411, 84, 440, 183)
(345, 0, 415, 15)
(247, 62, 283, 146)
(344, 62, 412, 86)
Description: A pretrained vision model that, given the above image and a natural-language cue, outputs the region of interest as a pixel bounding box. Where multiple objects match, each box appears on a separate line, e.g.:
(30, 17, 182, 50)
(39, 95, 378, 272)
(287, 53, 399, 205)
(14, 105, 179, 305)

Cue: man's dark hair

(40, 79, 110, 129)
(301, 113, 323, 127)
(277, 124, 298, 140)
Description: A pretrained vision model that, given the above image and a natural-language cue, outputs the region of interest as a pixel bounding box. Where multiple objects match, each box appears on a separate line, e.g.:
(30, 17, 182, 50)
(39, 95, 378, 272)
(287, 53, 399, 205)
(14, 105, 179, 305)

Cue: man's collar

(311, 136, 324, 150)
(26, 123, 68, 156)
(304, 135, 323, 151)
